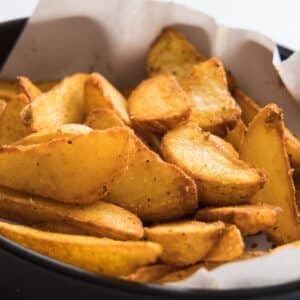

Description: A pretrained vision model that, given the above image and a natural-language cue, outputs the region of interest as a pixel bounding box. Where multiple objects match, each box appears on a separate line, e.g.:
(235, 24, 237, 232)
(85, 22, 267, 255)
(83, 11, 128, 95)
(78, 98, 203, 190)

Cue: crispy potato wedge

(14, 124, 92, 146)
(240, 104, 300, 244)
(0, 127, 133, 204)
(0, 186, 143, 240)
(162, 122, 266, 206)
(233, 88, 300, 173)
(147, 27, 205, 81)
(17, 76, 42, 100)
(0, 80, 17, 100)
(225, 119, 247, 151)
(0, 221, 161, 277)
(196, 205, 281, 236)
(105, 134, 198, 222)
(0, 93, 33, 144)
(128, 73, 191, 133)
(122, 264, 178, 283)
(85, 73, 130, 124)
(181, 58, 241, 134)
(145, 221, 225, 266)
(204, 225, 244, 262)
(84, 108, 125, 130)
(21, 74, 87, 131)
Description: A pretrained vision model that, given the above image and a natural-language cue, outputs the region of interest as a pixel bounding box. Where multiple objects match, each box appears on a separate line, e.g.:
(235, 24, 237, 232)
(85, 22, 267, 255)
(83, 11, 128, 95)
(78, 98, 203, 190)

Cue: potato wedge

(147, 27, 205, 81)
(225, 119, 247, 151)
(17, 76, 42, 100)
(84, 108, 125, 130)
(0, 80, 17, 100)
(0, 186, 143, 240)
(145, 221, 225, 266)
(0, 221, 161, 277)
(162, 122, 266, 206)
(122, 264, 177, 283)
(0, 127, 133, 204)
(85, 73, 130, 124)
(21, 74, 87, 131)
(105, 134, 198, 222)
(240, 104, 300, 244)
(196, 205, 281, 236)
(233, 88, 300, 173)
(0, 93, 33, 144)
(14, 124, 92, 146)
(128, 73, 191, 133)
(180, 58, 241, 135)
(204, 225, 244, 262)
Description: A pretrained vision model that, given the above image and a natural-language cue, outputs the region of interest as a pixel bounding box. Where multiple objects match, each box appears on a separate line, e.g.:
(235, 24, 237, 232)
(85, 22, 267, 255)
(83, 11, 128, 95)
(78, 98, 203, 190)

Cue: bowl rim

(1, 235, 300, 298)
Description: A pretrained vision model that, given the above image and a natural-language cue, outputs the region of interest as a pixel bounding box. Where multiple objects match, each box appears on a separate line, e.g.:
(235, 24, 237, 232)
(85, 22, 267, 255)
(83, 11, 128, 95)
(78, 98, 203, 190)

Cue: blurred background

(0, 0, 298, 50)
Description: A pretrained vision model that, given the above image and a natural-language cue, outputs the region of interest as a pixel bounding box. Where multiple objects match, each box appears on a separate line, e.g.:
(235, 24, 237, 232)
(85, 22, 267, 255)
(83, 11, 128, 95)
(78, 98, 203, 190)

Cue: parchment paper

(1, 0, 300, 289)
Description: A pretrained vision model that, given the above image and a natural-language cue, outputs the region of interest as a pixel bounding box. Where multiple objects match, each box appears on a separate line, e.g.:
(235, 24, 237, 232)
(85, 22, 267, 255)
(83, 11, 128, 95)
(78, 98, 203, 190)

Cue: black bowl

(0, 18, 298, 300)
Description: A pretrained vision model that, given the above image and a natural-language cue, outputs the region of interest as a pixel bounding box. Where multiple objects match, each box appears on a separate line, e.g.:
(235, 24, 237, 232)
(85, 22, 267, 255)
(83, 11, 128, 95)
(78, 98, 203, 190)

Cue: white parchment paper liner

(1, 0, 300, 289)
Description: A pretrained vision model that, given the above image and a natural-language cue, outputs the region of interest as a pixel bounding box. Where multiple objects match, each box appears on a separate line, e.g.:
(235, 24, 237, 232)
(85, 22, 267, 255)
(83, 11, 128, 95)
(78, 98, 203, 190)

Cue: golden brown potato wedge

(225, 119, 247, 152)
(145, 221, 225, 266)
(122, 264, 178, 283)
(162, 122, 266, 206)
(240, 104, 300, 244)
(0, 186, 143, 240)
(17, 76, 42, 100)
(0, 80, 17, 100)
(147, 27, 205, 81)
(0, 93, 33, 144)
(181, 58, 241, 134)
(196, 204, 281, 236)
(0, 127, 133, 204)
(204, 225, 244, 262)
(14, 124, 92, 146)
(233, 88, 300, 173)
(85, 73, 130, 124)
(21, 73, 87, 131)
(0, 221, 161, 277)
(84, 108, 125, 130)
(105, 134, 198, 222)
(128, 73, 191, 133)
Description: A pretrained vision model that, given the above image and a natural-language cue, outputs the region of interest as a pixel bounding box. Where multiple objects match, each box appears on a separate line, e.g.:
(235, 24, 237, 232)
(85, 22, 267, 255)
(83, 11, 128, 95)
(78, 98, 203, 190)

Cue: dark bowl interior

(0, 18, 298, 300)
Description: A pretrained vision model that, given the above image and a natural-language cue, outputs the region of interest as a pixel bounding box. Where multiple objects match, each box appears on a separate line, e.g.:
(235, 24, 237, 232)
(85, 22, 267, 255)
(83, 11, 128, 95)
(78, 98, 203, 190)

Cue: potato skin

(0, 186, 144, 241)
(128, 73, 191, 133)
(196, 205, 281, 236)
(162, 122, 267, 206)
(105, 133, 198, 222)
(145, 221, 225, 266)
(0, 221, 161, 277)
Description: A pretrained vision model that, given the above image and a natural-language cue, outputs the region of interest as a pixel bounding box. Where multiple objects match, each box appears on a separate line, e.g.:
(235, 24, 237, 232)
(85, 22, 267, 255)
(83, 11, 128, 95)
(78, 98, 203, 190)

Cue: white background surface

(0, 0, 299, 50)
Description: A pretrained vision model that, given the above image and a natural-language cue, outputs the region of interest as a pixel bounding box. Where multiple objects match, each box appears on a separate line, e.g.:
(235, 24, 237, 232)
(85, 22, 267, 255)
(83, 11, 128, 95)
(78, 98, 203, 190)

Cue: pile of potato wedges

(0, 27, 299, 285)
